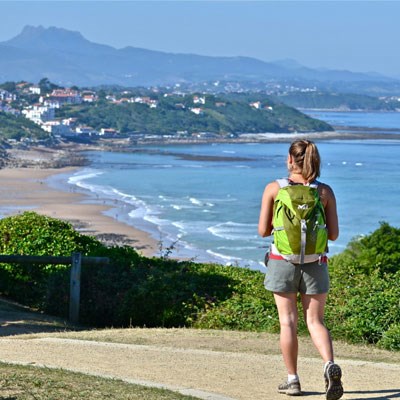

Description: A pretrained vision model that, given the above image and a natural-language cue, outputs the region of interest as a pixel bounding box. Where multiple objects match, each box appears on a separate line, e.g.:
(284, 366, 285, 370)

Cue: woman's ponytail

(289, 139, 321, 183)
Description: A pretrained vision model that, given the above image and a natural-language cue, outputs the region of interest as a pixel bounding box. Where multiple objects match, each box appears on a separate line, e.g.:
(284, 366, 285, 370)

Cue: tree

(38, 78, 60, 94)
(0, 81, 17, 92)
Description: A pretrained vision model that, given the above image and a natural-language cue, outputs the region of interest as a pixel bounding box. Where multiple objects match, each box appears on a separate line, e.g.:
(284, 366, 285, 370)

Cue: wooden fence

(0, 253, 109, 324)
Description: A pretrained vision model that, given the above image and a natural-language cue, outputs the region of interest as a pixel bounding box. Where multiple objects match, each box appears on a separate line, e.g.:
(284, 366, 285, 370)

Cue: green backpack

(272, 178, 328, 264)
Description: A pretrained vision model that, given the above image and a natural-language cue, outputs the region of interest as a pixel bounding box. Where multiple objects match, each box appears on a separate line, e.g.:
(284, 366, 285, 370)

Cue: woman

(258, 140, 343, 399)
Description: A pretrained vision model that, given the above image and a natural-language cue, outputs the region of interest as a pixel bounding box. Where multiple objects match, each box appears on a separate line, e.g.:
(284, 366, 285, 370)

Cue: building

(28, 85, 41, 95)
(41, 121, 72, 135)
(0, 89, 17, 102)
(190, 107, 203, 115)
(193, 96, 206, 105)
(249, 101, 262, 109)
(22, 105, 55, 124)
(45, 89, 82, 105)
(75, 125, 97, 136)
(99, 128, 119, 137)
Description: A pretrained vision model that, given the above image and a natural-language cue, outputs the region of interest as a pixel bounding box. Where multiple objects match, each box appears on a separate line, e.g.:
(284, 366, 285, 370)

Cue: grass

(0, 298, 196, 399)
(0, 363, 197, 400)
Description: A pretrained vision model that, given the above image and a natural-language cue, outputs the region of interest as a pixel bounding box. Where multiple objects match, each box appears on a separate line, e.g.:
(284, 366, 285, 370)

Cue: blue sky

(0, 1, 399, 77)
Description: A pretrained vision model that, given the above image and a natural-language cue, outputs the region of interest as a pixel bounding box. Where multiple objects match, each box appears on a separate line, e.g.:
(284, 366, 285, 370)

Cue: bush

(0, 211, 103, 305)
(378, 324, 400, 350)
(331, 222, 400, 275)
(326, 222, 400, 349)
(2, 212, 400, 351)
(0, 212, 276, 329)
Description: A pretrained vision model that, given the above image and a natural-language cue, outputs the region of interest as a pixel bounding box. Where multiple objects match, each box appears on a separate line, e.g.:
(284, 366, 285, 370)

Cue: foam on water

(60, 132, 400, 270)
(208, 221, 257, 241)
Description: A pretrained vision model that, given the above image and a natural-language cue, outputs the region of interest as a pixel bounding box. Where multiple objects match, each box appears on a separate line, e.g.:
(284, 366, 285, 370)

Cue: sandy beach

(0, 167, 158, 257)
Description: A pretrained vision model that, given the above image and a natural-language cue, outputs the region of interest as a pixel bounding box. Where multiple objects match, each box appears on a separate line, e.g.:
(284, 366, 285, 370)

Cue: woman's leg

(273, 292, 299, 375)
(301, 293, 344, 399)
(300, 293, 334, 363)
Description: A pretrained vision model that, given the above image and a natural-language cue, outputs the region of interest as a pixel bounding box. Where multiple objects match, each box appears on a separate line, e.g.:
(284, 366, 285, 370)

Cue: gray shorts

(264, 258, 330, 294)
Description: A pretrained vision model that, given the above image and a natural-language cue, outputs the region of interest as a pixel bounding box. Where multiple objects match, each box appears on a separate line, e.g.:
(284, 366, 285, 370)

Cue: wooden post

(69, 252, 82, 324)
(0, 253, 109, 324)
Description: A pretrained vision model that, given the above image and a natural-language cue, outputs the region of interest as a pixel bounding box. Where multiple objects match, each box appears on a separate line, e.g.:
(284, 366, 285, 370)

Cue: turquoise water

(60, 133, 400, 271)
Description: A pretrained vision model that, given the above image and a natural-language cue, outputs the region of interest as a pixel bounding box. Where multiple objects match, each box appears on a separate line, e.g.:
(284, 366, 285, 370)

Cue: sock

(288, 374, 299, 383)
(324, 361, 334, 374)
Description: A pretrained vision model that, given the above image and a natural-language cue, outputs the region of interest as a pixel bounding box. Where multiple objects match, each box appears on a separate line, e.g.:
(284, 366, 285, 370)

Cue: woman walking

(258, 139, 343, 399)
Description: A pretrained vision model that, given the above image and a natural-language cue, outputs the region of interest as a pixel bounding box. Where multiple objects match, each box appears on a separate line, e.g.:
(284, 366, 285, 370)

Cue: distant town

(2, 77, 400, 151)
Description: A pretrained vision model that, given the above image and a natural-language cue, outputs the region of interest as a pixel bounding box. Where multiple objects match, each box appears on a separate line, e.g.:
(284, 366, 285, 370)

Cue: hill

(1, 25, 399, 90)
(55, 92, 333, 135)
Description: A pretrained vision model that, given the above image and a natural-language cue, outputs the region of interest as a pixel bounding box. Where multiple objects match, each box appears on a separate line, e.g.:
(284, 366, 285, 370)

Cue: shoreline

(1, 129, 399, 264)
(0, 167, 159, 258)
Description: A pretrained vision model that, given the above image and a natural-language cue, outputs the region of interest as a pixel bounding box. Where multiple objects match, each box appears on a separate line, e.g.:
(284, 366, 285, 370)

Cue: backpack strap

(277, 178, 320, 189)
(309, 180, 320, 189)
(276, 178, 290, 188)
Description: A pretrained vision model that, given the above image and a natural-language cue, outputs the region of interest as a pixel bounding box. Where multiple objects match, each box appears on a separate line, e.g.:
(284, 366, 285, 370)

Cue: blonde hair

(289, 139, 321, 182)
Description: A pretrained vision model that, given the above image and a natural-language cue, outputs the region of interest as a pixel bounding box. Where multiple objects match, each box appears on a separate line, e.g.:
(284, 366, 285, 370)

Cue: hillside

(55, 93, 333, 135)
(0, 112, 49, 140)
(0, 25, 399, 90)
(274, 91, 400, 111)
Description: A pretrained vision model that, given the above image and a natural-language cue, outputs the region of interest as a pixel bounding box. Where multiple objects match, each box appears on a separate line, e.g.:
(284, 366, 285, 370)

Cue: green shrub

(331, 222, 400, 275)
(192, 266, 278, 332)
(2, 212, 400, 352)
(378, 323, 400, 350)
(0, 211, 103, 305)
(325, 223, 400, 349)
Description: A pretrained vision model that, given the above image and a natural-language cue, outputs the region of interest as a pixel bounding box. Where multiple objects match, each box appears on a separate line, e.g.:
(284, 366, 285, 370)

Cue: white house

(0, 90, 17, 102)
(193, 96, 206, 105)
(22, 105, 55, 124)
(41, 121, 72, 135)
(249, 101, 262, 109)
(190, 107, 203, 115)
(29, 86, 41, 95)
(45, 89, 82, 105)
(100, 128, 119, 137)
(75, 125, 97, 136)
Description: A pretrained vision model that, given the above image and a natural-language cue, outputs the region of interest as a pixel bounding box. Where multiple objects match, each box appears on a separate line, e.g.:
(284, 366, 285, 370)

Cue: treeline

(1, 212, 400, 350)
(274, 91, 400, 111)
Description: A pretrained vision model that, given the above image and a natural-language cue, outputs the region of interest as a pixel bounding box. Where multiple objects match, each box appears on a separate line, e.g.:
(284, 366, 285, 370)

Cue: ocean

(52, 111, 400, 271)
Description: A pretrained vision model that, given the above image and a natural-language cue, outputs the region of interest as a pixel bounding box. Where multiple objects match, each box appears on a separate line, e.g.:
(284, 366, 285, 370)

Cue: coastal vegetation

(0, 212, 400, 351)
(3, 77, 400, 145)
(0, 112, 48, 140)
(56, 92, 333, 135)
(2, 79, 333, 142)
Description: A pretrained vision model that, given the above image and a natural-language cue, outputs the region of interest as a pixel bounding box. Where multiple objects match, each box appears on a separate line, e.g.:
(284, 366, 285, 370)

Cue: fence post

(69, 252, 82, 324)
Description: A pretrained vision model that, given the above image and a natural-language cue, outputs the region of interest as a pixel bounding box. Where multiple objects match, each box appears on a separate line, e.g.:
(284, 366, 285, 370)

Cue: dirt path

(1, 301, 400, 399)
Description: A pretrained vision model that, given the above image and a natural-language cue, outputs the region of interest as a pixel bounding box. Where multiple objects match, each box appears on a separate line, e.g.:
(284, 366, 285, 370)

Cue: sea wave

(206, 249, 243, 265)
(189, 197, 214, 207)
(207, 221, 257, 241)
(68, 169, 104, 186)
(69, 169, 140, 205)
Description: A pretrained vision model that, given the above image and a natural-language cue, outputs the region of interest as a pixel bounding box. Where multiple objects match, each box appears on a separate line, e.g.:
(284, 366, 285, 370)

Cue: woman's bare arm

(319, 184, 339, 241)
(258, 181, 280, 237)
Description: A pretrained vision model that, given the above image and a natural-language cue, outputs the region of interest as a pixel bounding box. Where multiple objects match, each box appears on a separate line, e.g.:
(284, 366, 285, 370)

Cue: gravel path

(1, 300, 400, 400)
(1, 332, 400, 400)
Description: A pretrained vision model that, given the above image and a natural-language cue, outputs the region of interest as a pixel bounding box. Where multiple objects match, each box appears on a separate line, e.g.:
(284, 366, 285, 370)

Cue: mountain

(0, 25, 398, 88)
